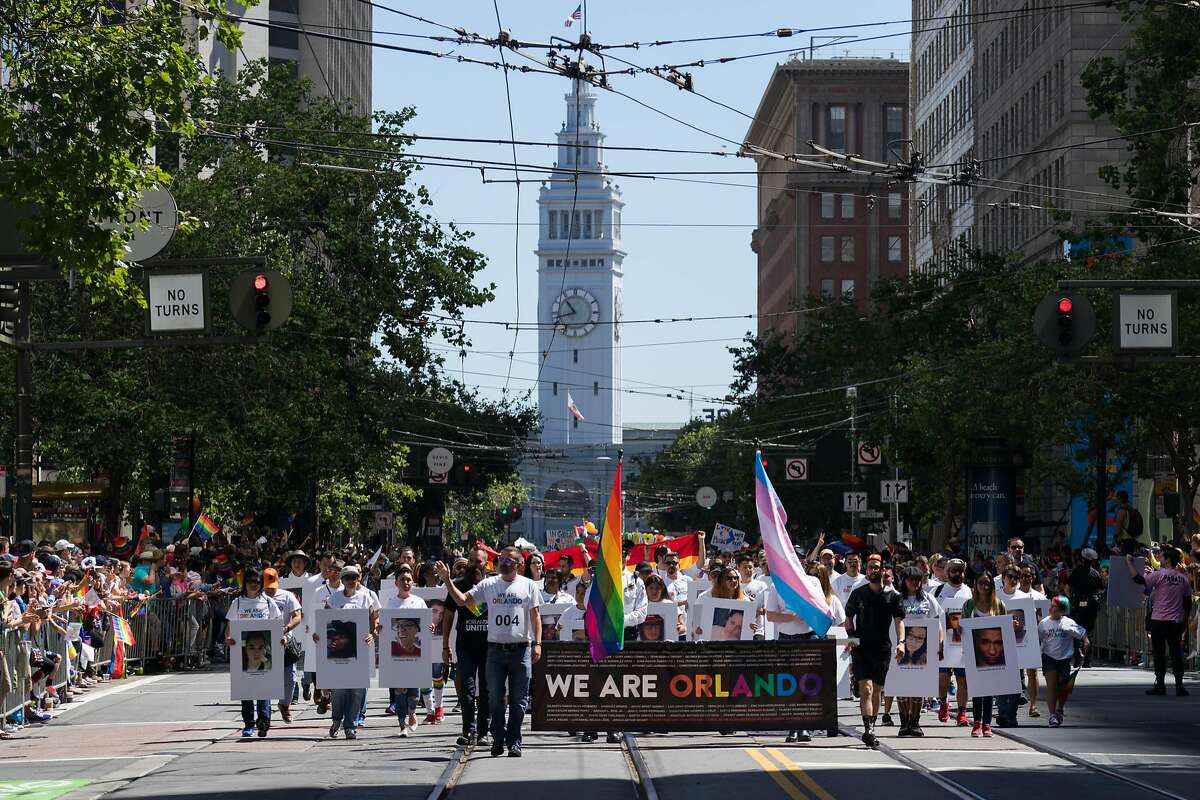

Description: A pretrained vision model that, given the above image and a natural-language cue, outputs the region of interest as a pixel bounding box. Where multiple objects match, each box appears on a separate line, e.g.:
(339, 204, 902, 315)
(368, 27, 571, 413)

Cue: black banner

(532, 640, 837, 732)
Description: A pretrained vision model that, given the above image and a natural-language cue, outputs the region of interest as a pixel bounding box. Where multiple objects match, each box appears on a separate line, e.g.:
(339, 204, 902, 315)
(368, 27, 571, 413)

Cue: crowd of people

(1, 521, 1197, 751)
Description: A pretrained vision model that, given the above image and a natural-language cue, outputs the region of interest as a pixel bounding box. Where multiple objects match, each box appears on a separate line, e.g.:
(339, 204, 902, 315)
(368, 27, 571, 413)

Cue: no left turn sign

(857, 442, 882, 466)
(785, 458, 808, 481)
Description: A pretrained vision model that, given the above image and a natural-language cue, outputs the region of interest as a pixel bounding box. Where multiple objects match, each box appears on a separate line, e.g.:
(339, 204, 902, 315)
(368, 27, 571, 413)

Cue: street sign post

(1114, 291, 1177, 353)
(695, 486, 718, 509)
(785, 458, 808, 480)
(843, 491, 868, 512)
(95, 186, 178, 262)
(145, 270, 208, 334)
(857, 443, 881, 466)
(426, 447, 454, 474)
(880, 479, 909, 504)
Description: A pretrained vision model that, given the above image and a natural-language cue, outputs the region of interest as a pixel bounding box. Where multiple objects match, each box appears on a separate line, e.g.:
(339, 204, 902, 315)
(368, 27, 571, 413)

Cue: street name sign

(96, 186, 178, 262)
(1115, 291, 1177, 352)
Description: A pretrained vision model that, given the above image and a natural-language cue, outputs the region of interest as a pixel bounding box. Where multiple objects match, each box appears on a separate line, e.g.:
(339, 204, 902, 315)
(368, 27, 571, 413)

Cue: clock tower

(536, 78, 625, 446)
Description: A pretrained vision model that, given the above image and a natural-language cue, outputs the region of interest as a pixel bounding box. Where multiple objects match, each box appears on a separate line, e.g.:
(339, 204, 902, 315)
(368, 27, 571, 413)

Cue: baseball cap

(262, 568, 279, 589)
(1081, 548, 1098, 561)
(634, 561, 652, 573)
(54, 539, 73, 552)
(341, 565, 361, 580)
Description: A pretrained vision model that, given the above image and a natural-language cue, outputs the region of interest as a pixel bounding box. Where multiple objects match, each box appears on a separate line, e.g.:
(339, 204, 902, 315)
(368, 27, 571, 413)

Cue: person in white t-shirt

(224, 569, 283, 739)
(384, 564, 427, 737)
(439, 546, 542, 758)
(1037, 595, 1088, 727)
(735, 553, 768, 638)
(932, 558, 972, 726)
(657, 552, 691, 608)
(262, 568, 302, 723)
(1017, 564, 1047, 719)
(833, 553, 867, 608)
(314, 565, 379, 740)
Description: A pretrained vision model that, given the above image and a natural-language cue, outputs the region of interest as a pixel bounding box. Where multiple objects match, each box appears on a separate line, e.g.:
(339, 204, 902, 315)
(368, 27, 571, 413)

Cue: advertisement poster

(532, 640, 837, 732)
(966, 465, 1013, 558)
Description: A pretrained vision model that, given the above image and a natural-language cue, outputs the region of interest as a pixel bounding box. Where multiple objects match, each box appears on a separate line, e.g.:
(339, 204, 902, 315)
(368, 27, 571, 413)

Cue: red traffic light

(1057, 297, 1073, 314)
(253, 274, 269, 292)
(462, 464, 471, 472)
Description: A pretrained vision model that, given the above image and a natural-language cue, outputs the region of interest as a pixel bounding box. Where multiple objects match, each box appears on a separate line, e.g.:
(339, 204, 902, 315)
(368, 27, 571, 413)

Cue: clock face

(551, 288, 601, 337)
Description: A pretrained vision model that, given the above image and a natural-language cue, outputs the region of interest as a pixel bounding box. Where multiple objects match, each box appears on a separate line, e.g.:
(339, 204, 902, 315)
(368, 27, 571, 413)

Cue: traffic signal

(229, 269, 293, 331)
(454, 462, 475, 488)
(1033, 291, 1095, 355)
(507, 504, 522, 523)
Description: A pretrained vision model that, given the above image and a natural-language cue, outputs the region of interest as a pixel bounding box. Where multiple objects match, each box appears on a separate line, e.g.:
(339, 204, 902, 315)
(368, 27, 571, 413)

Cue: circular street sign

(695, 486, 718, 509)
(857, 442, 882, 466)
(96, 186, 178, 262)
(427, 447, 454, 474)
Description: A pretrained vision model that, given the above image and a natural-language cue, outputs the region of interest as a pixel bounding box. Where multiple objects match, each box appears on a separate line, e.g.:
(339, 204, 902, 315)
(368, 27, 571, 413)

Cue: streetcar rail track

(622, 733, 661, 800)
(425, 741, 469, 800)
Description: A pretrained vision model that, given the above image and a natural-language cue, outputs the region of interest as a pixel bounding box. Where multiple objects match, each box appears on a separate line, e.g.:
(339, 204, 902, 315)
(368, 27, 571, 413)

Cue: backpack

(1127, 506, 1144, 539)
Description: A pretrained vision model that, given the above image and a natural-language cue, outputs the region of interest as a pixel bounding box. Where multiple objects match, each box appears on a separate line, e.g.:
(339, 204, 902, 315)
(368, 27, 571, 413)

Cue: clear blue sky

(372, 1, 909, 422)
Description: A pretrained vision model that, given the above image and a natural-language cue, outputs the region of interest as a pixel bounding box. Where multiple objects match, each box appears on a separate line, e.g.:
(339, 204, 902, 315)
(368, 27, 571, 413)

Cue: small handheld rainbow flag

(192, 513, 220, 542)
(112, 615, 136, 647)
(584, 457, 624, 663)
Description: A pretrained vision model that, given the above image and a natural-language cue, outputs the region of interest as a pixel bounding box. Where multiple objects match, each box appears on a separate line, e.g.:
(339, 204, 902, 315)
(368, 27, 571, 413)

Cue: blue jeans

(241, 699, 270, 728)
(282, 662, 296, 706)
(996, 693, 1020, 722)
(458, 645, 489, 737)
(331, 688, 366, 732)
(391, 688, 419, 720)
(486, 643, 531, 748)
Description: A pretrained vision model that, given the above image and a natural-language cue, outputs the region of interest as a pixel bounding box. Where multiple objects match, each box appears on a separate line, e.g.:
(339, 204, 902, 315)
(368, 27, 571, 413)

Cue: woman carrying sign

(892, 565, 942, 737)
(962, 572, 1005, 738)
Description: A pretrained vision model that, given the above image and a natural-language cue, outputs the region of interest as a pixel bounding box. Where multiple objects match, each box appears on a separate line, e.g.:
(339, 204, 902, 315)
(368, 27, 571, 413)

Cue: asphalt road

(0, 664, 1193, 800)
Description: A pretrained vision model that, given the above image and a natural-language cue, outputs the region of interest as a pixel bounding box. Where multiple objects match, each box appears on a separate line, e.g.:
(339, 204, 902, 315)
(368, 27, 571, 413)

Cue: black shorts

(850, 650, 890, 684)
(1041, 654, 1072, 682)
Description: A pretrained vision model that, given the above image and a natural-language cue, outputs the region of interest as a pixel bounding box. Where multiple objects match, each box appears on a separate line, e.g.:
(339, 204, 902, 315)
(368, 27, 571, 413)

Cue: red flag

(542, 541, 598, 575)
(624, 532, 702, 572)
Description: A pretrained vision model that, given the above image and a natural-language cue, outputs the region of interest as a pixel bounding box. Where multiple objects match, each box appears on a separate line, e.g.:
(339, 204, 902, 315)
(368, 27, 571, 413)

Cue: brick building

(745, 58, 911, 337)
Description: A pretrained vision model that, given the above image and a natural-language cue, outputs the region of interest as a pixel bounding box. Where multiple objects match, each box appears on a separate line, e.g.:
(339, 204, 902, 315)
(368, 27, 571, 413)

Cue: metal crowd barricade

(120, 593, 232, 667)
(0, 616, 74, 721)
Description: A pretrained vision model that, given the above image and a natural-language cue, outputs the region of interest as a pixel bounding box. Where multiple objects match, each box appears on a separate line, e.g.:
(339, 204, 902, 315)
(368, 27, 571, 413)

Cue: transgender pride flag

(755, 451, 834, 637)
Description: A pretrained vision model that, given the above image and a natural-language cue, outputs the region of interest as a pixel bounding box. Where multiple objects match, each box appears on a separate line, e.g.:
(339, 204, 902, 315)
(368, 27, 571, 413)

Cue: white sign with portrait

(229, 617, 285, 701)
(561, 618, 587, 643)
(685, 580, 710, 639)
(378, 608, 433, 688)
(961, 615, 1021, 697)
(412, 587, 448, 659)
(704, 598, 756, 642)
(539, 602, 573, 643)
(939, 600, 966, 669)
(282, 575, 322, 665)
(641, 601, 679, 642)
(884, 617, 938, 698)
(314, 607, 372, 689)
(1006, 597, 1042, 669)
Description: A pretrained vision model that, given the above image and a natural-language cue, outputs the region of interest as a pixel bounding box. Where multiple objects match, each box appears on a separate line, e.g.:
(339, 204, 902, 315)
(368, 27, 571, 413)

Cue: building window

(884, 104, 904, 160)
(598, 258, 604, 267)
(820, 193, 835, 219)
(268, 57, 298, 79)
(573, 417, 579, 429)
(571, 210, 581, 238)
(614, 210, 621, 238)
(548, 210, 558, 239)
(841, 193, 854, 219)
(583, 210, 593, 239)
(820, 236, 835, 262)
(827, 105, 847, 153)
(841, 279, 856, 299)
(573, 349, 579, 363)
(269, 0, 298, 10)
(594, 210, 604, 237)
(840, 236, 855, 262)
(268, 24, 299, 50)
(888, 192, 902, 220)
(820, 279, 835, 298)
(593, 381, 599, 396)
(888, 235, 903, 262)
(552, 382, 558, 396)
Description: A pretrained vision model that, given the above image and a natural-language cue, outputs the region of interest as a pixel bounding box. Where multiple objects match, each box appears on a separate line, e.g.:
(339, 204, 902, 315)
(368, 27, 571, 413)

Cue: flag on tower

(564, 4, 582, 27)
(567, 392, 585, 421)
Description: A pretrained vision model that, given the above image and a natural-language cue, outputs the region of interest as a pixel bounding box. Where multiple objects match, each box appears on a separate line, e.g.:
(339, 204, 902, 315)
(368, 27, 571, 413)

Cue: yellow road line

(765, 748, 838, 800)
(744, 748, 810, 800)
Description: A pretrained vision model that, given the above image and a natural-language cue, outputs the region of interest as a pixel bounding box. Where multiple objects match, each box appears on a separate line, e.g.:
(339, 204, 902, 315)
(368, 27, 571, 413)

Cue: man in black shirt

(845, 554, 905, 747)
(442, 545, 492, 747)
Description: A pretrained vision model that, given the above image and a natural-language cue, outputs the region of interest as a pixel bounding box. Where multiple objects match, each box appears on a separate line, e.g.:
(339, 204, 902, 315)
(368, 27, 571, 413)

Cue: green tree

(1, 1, 246, 296)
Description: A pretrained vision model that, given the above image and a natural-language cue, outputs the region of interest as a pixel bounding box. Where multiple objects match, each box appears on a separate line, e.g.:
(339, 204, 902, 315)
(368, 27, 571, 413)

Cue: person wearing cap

(315, 564, 380, 740)
(131, 551, 157, 594)
(224, 568, 283, 738)
(933, 557, 972, 725)
(311, 559, 345, 714)
(284, 550, 311, 580)
(262, 568, 303, 722)
(1067, 548, 1103, 667)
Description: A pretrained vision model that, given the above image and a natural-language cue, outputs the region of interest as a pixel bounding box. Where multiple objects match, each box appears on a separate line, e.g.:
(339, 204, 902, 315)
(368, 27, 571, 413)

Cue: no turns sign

(857, 442, 882, 466)
(785, 458, 808, 481)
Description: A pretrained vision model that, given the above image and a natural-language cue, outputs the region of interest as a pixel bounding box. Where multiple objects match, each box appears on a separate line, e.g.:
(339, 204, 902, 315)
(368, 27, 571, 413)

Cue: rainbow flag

(112, 615, 136, 647)
(754, 451, 833, 637)
(192, 513, 220, 542)
(585, 459, 625, 663)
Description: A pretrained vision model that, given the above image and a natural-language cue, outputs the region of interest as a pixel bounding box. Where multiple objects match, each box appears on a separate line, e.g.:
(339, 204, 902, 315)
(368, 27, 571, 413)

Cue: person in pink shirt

(1126, 548, 1192, 697)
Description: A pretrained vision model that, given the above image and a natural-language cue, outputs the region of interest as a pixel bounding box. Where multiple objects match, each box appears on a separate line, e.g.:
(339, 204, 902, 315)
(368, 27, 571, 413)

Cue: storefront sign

(532, 640, 837, 732)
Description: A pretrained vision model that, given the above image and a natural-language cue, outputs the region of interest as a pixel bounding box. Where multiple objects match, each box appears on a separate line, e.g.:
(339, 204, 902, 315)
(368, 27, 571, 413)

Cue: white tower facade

(536, 80, 625, 446)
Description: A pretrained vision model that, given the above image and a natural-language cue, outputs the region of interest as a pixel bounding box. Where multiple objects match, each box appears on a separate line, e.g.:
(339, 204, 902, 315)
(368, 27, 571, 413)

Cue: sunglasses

(498, 557, 517, 566)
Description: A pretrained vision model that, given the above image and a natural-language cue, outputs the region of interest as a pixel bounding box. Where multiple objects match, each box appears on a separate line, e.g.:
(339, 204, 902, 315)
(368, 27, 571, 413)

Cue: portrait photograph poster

(961, 615, 1021, 696)
(229, 617, 285, 701)
(704, 598, 756, 642)
(1006, 597, 1042, 669)
(412, 587, 448, 653)
(642, 601, 679, 642)
(885, 617, 938, 697)
(281, 574, 321, 662)
(378, 608, 433, 688)
(685, 580, 710, 638)
(939, 600, 966, 668)
(827, 626, 852, 698)
(539, 602, 572, 643)
(314, 607, 372, 689)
